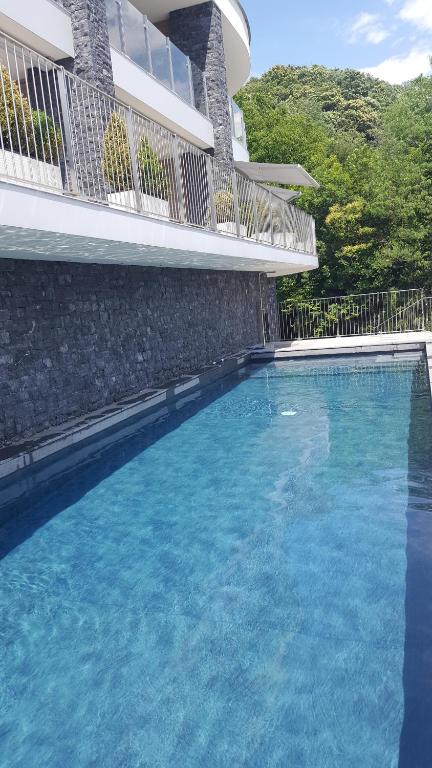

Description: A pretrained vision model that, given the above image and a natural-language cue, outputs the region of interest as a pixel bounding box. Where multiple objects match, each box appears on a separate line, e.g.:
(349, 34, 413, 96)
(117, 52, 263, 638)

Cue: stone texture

(61, 0, 114, 95)
(0, 259, 263, 446)
(169, 2, 234, 168)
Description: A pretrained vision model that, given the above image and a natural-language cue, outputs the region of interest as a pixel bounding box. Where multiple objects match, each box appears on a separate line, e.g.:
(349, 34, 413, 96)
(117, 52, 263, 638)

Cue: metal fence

(278, 289, 428, 340)
(0, 31, 316, 256)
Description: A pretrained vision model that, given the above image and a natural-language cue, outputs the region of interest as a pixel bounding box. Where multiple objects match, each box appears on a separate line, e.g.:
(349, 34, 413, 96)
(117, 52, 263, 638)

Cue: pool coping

(1, 333, 432, 481)
(251, 332, 432, 400)
(0, 351, 251, 481)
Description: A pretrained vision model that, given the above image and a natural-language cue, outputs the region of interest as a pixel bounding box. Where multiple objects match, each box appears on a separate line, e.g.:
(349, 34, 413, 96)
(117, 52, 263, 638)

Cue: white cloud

(399, 0, 432, 32)
(362, 46, 432, 82)
(350, 12, 390, 44)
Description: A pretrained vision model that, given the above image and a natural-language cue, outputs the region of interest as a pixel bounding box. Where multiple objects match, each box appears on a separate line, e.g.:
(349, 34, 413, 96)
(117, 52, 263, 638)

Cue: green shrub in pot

(102, 113, 169, 200)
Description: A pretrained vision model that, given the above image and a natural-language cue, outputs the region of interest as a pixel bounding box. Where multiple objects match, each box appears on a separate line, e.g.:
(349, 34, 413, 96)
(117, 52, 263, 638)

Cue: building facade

(0, 0, 319, 447)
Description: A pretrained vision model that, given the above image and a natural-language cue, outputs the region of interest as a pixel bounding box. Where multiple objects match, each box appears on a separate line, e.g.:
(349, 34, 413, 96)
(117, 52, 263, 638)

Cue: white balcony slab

(0, 181, 318, 277)
(111, 48, 214, 150)
(0, 0, 74, 60)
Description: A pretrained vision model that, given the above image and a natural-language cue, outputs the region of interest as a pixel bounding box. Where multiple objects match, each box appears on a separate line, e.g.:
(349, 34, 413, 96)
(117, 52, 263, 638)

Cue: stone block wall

(62, 0, 114, 94)
(169, 2, 234, 168)
(0, 259, 263, 446)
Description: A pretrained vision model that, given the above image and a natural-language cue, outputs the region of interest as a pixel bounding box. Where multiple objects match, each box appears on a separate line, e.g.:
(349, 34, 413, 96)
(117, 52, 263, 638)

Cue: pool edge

(0, 351, 252, 481)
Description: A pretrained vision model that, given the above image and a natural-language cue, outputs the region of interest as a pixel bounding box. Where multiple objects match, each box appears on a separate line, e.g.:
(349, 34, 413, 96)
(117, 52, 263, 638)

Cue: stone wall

(62, 0, 114, 95)
(0, 259, 263, 446)
(169, 2, 234, 168)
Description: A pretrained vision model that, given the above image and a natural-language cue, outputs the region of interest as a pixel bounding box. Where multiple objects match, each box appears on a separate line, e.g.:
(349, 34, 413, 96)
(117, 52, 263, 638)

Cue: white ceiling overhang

(235, 162, 320, 188)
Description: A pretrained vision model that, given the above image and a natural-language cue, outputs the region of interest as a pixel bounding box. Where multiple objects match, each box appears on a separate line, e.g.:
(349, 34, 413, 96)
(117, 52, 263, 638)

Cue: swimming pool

(1, 354, 431, 767)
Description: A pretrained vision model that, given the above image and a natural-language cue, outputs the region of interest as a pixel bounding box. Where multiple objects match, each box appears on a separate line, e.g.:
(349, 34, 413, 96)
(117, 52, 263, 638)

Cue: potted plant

(213, 189, 247, 237)
(256, 198, 296, 248)
(102, 113, 170, 217)
(0, 66, 63, 189)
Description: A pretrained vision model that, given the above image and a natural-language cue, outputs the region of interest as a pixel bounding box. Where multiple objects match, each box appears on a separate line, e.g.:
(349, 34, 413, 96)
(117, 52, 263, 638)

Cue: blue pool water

(1, 355, 432, 767)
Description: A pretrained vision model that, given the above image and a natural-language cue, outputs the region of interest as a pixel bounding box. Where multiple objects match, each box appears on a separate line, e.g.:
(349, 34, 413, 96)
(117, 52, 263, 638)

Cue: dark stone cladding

(169, 2, 234, 169)
(61, 0, 115, 95)
(0, 259, 263, 447)
(264, 278, 280, 342)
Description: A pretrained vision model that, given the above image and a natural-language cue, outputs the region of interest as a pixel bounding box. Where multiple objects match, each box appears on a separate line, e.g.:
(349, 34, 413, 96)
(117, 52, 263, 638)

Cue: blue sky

(245, 0, 432, 83)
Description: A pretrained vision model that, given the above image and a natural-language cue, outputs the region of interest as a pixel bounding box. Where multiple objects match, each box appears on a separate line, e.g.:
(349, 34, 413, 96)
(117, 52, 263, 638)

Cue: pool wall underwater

(0, 351, 432, 767)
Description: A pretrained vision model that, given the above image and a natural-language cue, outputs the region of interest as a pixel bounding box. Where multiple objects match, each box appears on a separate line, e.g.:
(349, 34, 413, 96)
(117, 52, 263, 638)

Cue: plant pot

(108, 190, 170, 218)
(217, 221, 248, 237)
(0, 149, 62, 189)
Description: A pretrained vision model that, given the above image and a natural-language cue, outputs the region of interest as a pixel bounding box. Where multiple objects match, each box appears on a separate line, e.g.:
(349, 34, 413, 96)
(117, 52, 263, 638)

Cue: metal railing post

(56, 68, 79, 195)
(203, 73, 209, 118)
(252, 185, 259, 241)
(117, 0, 126, 54)
(206, 155, 217, 231)
(125, 107, 142, 212)
(268, 190, 274, 245)
(167, 38, 175, 91)
(232, 170, 241, 238)
(173, 135, 186, 223)
(187, 57, 194, 106)
(143, 16, 153, 75)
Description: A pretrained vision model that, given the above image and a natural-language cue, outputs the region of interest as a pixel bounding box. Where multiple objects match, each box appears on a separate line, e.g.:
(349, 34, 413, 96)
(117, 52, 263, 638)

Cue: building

(0, 0, 319, 448)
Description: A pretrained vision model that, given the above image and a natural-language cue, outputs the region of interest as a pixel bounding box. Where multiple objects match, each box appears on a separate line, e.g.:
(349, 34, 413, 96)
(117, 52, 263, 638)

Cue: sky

(244, 0, 432, 83)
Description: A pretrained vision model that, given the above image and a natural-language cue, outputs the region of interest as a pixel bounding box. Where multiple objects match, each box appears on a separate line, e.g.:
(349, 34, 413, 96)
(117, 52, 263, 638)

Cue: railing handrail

(280, 288, 423, 308)
(0, 29, 316, 256)
(276, 288, 429, 341)
(376, 295, 432, 332)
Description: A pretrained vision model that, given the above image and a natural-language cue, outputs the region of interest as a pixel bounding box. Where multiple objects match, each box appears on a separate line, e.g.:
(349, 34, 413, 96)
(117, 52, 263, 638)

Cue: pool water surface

(1, 355, 432, 767)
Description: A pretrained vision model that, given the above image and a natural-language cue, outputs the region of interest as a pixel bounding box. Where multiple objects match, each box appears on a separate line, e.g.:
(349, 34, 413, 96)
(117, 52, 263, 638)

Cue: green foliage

(0, 66, 34, 155)
(0, 67, 62, 164)
(32, 110, 63, 164)
(214, 188, 234, 221)
(237, 65, 432, 301)
(102, 113, 169, 200)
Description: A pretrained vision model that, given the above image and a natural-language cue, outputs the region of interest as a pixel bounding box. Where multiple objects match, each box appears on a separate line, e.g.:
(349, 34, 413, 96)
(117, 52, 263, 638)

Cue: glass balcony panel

(105, 0, 123, 52)
(122, 1, 150, 72)
(231, 99, 247, 148)
(147, 22, 171, 89)
(170, 43, 192, 105)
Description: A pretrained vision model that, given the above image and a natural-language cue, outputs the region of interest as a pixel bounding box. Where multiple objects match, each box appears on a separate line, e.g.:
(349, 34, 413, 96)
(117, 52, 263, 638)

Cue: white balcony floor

(0, 181, 318, 276)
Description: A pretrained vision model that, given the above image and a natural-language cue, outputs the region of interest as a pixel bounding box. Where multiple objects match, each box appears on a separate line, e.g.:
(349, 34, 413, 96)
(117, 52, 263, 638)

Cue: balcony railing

(0, 32, 316, 257)
(277, 289, 427, 340)
(230, 98, 247, 149)
(105, 0, 209, 118)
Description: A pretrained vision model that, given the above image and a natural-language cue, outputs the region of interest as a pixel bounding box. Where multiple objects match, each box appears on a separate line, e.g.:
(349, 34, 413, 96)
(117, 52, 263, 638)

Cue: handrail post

(143, 16, 153, 75)
(206, 155, 217, 231)
(167, 38, 175, 91)
(268, 190, 274, 245)
(173, 135, 186, 223)
(56, 68, 79, 195)
(232, 170, 241, 238)
(187, 57, 194, 106)
(252, 184, 259, 241)
(125, 107, 142, 212)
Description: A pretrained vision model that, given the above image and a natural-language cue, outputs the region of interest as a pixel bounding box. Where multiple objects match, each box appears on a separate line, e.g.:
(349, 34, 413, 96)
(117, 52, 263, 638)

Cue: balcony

(0, 33, 318, 277)
(105, 0, 208, 117)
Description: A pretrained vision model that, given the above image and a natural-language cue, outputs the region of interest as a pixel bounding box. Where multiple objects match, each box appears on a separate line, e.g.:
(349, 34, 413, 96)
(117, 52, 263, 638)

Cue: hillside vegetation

(236, 66, 432, 301)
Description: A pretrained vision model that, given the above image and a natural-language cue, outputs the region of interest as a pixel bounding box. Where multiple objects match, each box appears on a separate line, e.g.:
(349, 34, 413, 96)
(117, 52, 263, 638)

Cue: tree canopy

(236, 65, 432, 301)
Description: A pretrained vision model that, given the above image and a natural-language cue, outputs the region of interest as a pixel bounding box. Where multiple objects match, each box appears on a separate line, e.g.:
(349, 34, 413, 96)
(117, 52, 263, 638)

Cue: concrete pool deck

(1, 332, 431, 483)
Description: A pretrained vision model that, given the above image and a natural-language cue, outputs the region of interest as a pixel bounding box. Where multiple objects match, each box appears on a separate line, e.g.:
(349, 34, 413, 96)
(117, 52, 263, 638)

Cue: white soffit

(262, 187, 301, 202)
(236, 162, 320, 188)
